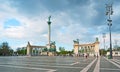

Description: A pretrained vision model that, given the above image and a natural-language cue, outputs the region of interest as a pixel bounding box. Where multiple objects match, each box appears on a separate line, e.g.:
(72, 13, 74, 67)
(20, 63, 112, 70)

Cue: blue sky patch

(4, 18, 21, 28)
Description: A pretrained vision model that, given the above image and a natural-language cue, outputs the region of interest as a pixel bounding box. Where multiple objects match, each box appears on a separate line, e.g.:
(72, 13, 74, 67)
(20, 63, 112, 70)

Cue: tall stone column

(47, 16, 52, 55)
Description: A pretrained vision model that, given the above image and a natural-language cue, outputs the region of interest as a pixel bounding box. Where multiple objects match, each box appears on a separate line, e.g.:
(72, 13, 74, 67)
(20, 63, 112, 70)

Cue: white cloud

(113, 4, 120, 19)
(0, 0, 120, 51)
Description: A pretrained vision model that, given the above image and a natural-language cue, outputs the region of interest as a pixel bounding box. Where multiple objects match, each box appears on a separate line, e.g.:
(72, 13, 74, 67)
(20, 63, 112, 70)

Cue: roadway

(0, 56, 120, 72)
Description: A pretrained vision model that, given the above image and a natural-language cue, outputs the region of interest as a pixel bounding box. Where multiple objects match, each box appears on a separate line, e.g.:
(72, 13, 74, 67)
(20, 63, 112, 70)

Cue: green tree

(0, 42, 13, 56)
(49, 48, 56, 52)
(67, 51, 73, 56)
(59, 47, 65, 52)
(100, 49, 107, 56)
(58, 47, 68, 55)
(117, 47, 120, 51)
(16, 47, 26, 55)
(113, 45, 120, 51)
(43, 48, 48, 52)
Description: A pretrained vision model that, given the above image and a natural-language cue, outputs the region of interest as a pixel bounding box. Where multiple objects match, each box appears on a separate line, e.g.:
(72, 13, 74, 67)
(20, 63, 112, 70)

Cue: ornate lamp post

(106, 4, 113, 59)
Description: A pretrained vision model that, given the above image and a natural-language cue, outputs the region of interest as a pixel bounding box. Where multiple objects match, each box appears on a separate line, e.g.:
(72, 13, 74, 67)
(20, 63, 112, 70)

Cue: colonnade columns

(82, 47, 84, 54)
(33, 48, 40, 56)
(87, 47, 89, 54)
(79, 46, 94, 56)
(90, 46, 93, 56)
(31, 48, 34, 55)
(84, 47, 86, 54)
(31, 48, 45, 56)
(38, 48, 40, 55)
(40, 48, 42, 55)
(37, 48, 39, 55)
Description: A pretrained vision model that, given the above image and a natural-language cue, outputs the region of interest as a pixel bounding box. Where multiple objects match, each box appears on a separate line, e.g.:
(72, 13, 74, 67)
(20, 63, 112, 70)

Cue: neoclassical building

(26, 42, 56, 56)
(73, 38, 100, 56)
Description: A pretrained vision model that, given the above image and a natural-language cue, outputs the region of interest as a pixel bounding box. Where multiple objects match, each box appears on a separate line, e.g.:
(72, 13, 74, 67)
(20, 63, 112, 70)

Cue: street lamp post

(106, 4, 113, 59)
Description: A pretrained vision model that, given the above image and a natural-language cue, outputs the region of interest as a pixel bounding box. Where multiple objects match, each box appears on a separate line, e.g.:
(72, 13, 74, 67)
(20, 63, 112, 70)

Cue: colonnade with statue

(73, 38, 100, 57)
(27, 42, 46, 56)
(27, 41, 56, 56)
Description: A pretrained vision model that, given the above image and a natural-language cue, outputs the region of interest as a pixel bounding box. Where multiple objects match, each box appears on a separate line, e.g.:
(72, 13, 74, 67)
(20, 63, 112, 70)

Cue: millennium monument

(27, 16, 56, 56)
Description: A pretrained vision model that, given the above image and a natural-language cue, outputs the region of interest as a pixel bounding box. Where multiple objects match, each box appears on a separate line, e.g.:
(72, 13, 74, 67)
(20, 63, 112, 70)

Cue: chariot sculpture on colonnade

(73, 38, 100, 57)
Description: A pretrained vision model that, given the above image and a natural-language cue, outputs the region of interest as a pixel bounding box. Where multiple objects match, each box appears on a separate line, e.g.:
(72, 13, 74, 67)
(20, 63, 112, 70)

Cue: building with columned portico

(73, 38, 100, 57)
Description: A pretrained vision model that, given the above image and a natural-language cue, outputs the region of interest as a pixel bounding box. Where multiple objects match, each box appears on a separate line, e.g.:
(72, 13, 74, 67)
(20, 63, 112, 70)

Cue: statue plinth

(47, 21, 51, 25)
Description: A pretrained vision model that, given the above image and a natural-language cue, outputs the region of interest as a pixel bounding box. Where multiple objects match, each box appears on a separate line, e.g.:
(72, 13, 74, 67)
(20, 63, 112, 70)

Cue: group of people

(74, 54, 99, 59)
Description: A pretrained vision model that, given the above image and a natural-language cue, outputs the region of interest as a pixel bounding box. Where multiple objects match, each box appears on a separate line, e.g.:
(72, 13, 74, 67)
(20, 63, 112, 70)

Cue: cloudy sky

(0, 0, 120, 51)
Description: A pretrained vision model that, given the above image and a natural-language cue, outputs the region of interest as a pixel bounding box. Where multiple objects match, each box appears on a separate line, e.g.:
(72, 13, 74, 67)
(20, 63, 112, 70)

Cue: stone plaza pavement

(0, 56, 120, 72)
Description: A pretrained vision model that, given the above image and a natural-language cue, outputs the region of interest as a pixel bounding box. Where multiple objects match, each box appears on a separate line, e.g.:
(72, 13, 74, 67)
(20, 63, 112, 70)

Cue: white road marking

(0, 63, 84, 69)
(25, 62, 71, 66)
(104, 57, 120, 68)
(70, 62, 79, 65)
(112, 59, 120, 64)
(0, 61, 72, 66)
(93, 57, 100, 72)
(80, 58, 97, 72)
(0, 64, 56, 72)
(100, 68, 120, 71)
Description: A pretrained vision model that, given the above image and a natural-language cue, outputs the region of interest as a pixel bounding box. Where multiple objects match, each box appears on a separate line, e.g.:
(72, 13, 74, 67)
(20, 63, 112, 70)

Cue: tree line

(0, 42, 27, 56)
(0, 42, 13, 56)
(0, 42, 73, 56)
